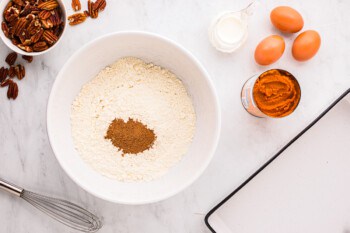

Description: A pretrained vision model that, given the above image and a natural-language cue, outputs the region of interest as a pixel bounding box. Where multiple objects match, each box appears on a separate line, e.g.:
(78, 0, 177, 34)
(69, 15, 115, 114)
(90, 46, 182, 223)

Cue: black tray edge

(204, 88, 350, 233)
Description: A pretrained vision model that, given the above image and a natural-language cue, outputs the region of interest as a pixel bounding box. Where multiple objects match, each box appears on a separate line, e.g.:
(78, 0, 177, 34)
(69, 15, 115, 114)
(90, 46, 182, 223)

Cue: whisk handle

(0, 178, 23, 197)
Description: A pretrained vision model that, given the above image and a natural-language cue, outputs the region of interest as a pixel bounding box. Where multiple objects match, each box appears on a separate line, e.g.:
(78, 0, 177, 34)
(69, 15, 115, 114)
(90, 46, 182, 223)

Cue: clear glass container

(209, 2, 257, 53)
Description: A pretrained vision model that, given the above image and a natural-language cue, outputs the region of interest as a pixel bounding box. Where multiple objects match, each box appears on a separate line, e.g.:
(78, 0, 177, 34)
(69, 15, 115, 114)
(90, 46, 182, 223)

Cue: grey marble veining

(1, 0, 350, 232)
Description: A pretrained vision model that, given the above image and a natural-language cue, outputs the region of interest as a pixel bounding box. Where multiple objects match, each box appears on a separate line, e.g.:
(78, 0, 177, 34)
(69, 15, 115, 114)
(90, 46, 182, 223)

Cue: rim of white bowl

(47, 31, 222, 204)
(0, 0, 67, 56)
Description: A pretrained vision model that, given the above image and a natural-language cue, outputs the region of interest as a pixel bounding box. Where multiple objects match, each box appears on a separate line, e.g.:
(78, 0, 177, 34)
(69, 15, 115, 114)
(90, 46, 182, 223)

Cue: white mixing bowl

(47, 32, 221, 204)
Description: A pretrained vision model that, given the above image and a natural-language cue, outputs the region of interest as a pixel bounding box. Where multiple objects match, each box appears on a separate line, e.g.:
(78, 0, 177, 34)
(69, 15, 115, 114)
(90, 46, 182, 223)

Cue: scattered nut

(88, 0, 98, 19)
(68, 13, 87, 25)
(5, 52, 17, 66)
(72, 0, 81, 11)
(22, 55, 33, 63)
(7, 81, 19, 99)
(0, 67, 9, 83)
(93, 0, 106, 11)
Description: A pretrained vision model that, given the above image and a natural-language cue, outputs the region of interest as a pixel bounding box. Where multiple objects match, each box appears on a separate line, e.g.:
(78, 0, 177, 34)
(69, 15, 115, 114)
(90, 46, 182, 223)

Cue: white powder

(71, 57, 196, 182)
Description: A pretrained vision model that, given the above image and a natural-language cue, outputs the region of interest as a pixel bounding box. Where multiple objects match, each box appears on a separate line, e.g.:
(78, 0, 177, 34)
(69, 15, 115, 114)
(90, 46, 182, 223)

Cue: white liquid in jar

(216, 15, 245, 44)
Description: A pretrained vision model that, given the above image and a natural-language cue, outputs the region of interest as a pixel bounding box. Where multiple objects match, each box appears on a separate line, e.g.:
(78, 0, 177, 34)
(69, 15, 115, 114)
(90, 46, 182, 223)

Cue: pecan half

(88, 0, 98, 19)
(14, 17, 27, 36)
(22, 55, 33, 63)
(4, 7, 20, 23)
(72, 0, 81, 11)
(42, 30, 58, 44)
(38, 0, 59, 11)
(68, 13, 87, 25)
(17, 44, 33, 52)
(5, 52, 18, 66)
(27, 19, 41, 35)
(50, 9, 61, 26)
(0, 67, 9, 83)
(1, 22, 9, 37)
(20, 3, 32, 17)
(41, 18, 54, 29)
(12, 38, 20, 46)
(15, 65, 25, 80)
(83, 10, 90, 17)
(33, 41, 48, 51)
(3, 1, 13, 16)
(1, 79, 12, 87)
(31, 27, 44, 43)
(7, 81, 19, 99)
(13, 0, 25, 7)
(93, 0, 106, 11)
(38, 10, 51, 20)
(8, 66, 16, 78)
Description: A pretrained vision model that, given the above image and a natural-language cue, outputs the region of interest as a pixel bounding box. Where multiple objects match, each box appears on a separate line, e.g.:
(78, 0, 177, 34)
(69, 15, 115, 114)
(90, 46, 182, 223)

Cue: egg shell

(270, 6, 304, 33)
(292, 30, 321, 61)
(254, 35, 285, 66)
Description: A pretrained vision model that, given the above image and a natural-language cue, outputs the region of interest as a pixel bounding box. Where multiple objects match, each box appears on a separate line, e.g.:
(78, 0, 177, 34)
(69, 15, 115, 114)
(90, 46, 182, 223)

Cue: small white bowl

(0, 0, 67, 56)
(47, 32, 221, 204)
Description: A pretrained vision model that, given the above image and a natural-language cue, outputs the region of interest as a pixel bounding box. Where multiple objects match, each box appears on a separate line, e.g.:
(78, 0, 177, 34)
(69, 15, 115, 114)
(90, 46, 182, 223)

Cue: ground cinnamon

(105, 118, 156, 155)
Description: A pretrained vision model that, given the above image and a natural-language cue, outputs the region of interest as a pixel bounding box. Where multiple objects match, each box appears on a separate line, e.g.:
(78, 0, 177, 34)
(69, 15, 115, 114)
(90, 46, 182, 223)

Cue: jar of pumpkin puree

(241, 69, 301, 118)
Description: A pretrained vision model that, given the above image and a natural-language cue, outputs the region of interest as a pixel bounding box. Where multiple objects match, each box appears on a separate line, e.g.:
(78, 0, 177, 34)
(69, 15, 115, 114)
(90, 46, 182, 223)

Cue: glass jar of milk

(209, 2, 257, 53)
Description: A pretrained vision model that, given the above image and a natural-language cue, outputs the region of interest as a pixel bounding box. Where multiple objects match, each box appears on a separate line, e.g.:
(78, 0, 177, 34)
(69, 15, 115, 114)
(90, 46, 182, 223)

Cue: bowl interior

(47, 32, 220, 204)
(0, 0, 67, 56)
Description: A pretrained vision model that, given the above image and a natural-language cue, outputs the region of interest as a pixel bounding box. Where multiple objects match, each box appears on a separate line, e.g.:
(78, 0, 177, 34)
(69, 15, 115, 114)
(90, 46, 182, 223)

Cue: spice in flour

(105, 118, 156, 155)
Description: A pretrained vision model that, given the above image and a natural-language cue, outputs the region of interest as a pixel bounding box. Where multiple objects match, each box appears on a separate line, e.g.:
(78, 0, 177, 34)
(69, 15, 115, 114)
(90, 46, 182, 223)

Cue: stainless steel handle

(0, 178, 23, 197)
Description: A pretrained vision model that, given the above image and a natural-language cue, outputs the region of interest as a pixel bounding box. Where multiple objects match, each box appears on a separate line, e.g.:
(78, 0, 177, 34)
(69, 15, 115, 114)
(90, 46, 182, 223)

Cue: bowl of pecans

(0, 0, 67, 56)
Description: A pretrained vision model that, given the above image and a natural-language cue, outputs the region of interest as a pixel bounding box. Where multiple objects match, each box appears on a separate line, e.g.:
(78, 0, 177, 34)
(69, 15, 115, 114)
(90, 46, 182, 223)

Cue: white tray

(205, 89, 350, 233)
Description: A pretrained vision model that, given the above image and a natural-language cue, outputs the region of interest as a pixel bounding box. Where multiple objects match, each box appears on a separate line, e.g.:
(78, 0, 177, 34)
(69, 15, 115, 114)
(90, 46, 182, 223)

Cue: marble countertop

(1, 0, 349, 232)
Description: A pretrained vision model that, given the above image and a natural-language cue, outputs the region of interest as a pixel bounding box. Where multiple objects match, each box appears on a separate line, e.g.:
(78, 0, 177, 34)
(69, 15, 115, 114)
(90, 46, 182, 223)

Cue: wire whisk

(0, 178, 102, 232)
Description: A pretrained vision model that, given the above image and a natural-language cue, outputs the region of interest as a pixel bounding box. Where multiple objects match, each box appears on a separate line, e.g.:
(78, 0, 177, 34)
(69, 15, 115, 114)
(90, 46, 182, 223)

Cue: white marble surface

(0, 0, 349, 232)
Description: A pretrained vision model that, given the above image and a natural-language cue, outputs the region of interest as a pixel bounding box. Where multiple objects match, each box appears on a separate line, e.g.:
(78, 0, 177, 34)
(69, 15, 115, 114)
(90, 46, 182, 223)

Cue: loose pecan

(33, 41, 48, 51)
(1, 79, 12, 87)
(22, 55, 33, 63)
(88, 0, 98, 19)
(38, 10, 51, 19)
(1, 22, 9, 37)
(5, 52, 18, 66)
(68, 13, 87, 25)
(93, 0, 106, 11)
(42, 30, 58, 44)
(8, 66, 16, 78)
(0, 67, 9, 83)
(38, 0, 59, 11)
(7, 81, 19, 99)
(15, 65, 25, 80)
(72, 0, 81, 11)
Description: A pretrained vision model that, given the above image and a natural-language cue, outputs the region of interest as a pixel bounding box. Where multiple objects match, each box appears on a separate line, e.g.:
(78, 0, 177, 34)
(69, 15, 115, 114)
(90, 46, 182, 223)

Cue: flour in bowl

(71, 57, 196, 182)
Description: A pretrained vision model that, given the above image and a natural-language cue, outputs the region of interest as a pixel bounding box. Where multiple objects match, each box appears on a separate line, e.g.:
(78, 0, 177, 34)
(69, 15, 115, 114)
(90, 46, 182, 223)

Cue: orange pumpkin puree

(253, 69, 301, 118)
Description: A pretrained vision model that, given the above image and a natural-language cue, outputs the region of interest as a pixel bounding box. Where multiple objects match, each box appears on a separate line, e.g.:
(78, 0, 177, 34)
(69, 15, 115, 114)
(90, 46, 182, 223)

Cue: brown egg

(292, 30, 321, 61)
(270, 6, 304, 33)
(254, 35, 285, 66)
